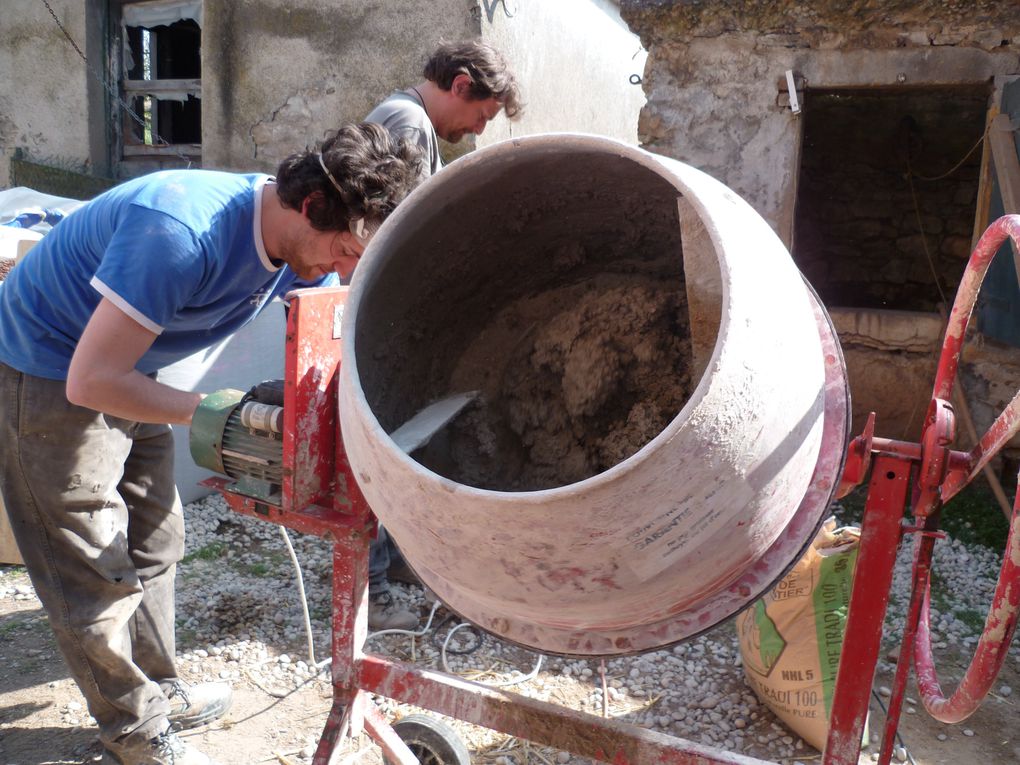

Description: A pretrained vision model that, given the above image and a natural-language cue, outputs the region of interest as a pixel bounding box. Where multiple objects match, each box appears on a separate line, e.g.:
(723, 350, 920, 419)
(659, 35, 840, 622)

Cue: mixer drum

(338, 134, 849, 656)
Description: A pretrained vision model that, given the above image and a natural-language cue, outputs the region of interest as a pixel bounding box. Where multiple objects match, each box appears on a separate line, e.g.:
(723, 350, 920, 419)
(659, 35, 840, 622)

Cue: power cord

(312, 600, 446, 672)
(431, 613, 483, 654)
(277, 541, 543, 690)
(279, 526, 317, 666)
(432, 617, 543, 687)
(870, 689, 919, 765)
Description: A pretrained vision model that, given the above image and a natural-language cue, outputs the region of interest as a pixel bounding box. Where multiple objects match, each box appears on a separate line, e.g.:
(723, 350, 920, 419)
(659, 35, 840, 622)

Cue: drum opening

(354, 145, 722, 491)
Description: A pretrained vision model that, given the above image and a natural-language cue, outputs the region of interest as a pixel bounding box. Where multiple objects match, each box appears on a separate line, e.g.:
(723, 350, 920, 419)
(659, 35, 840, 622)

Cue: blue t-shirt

(0, 169, 334, 380)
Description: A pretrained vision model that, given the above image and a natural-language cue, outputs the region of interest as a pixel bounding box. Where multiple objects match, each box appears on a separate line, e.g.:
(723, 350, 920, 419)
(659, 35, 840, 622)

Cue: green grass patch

(833, 486, 866, 527)
(939, 485, 1009, 550)
(928, 579, 956, 621)
(246, 562, 271, 577)
(833, 482, 1008, 551)
(310, 605, 331, 621)
(182, 541, 227, 563)
(175, 624, 198, 647)
(953, 607, 987, 632)
(929, 575, 987, 633)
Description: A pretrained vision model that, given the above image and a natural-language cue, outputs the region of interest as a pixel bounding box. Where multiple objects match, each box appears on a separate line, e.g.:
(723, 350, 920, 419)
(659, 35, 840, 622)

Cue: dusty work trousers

(368, 525, 402, 596)
(0, 362, 181, 748)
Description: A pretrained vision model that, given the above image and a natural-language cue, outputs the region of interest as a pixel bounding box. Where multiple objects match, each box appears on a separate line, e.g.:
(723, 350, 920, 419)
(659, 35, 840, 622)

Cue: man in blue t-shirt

(362, 41, 522, 631)
(0, 123, 421, 765)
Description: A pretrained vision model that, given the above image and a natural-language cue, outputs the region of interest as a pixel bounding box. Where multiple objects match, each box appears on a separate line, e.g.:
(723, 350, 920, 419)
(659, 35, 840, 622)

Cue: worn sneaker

(163, 680, 232, 730)
(368, 591, 419, 631)
(102, 729, 220, 765)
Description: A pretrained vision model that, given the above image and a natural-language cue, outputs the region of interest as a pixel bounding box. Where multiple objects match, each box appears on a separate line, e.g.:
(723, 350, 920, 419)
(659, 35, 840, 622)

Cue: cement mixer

(335, 133, 849, 658)
(190, 133, 1020, 765)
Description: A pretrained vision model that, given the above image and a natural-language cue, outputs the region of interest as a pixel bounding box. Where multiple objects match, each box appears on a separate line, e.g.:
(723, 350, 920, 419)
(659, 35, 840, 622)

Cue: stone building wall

(1, 1, 647, 185)
(201, 0, 647, 171)
(619, 1, 1020, 243)
(480, 0, 647, 147)
(201, 0, 474, 173)
(619, 1, 1020, 451)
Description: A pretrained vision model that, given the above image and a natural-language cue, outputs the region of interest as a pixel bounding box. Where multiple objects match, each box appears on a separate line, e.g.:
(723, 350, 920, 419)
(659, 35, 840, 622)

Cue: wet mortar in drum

(356, 164, 696, 493)
(415, 271, 694, 491)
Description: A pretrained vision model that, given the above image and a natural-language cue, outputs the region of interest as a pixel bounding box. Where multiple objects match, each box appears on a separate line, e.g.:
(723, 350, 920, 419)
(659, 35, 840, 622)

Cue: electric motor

(190, 380, 286, 501)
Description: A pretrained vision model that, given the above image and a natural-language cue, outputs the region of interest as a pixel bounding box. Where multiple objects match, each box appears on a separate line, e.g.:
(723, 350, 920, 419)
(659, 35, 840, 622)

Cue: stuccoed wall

(619, 0, 1020, 242)
(201, 0, 476, 173)
(202, 0, 649, 172)
(480, 0, 647, 146)
(0, 0, 93, 188)
(2, 2, 649, 185)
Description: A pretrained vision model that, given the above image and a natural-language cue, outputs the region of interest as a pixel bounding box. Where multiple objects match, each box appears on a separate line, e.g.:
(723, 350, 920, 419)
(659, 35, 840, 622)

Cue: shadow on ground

(0, 605, 71, 693)
(0, 724, 102, 765)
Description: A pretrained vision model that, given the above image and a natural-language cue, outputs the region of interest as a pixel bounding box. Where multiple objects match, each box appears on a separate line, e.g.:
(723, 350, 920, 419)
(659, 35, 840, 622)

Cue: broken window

(119, 0, 202, 162)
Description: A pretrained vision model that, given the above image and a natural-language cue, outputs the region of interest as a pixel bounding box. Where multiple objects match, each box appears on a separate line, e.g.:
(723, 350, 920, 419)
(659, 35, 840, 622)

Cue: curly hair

(423, 41, 522, 119)
(275, 123, 424, 232)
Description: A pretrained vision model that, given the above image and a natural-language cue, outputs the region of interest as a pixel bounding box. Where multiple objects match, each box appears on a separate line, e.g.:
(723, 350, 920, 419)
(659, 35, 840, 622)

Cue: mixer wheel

(385, 714, 470, 765)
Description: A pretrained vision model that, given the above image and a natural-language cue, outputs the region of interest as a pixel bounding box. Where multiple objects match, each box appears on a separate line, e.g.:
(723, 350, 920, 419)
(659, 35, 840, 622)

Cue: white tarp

(123, 0, 202, 29)
(121, 1, 202, 95)
(0, 186, 85, 234)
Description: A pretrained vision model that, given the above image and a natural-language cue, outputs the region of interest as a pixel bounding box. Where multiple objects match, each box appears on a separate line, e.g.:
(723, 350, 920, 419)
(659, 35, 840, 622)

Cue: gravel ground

(2, 492, 1018, 764)
(175, 493, 1020, 763)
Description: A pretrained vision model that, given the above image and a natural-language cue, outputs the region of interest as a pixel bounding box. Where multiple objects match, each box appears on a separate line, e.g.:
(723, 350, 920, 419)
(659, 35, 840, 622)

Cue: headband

(318, 152, 367, 240)
(317, 152, 343, 195)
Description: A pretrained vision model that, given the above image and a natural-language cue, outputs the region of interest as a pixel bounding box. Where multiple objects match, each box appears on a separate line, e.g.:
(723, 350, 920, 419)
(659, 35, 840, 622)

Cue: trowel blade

(389, 390, 480, 454)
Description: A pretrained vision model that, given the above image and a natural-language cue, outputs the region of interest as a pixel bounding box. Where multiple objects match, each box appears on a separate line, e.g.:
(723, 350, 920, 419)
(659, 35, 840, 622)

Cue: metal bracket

(333, 303, 345, 339)
(777, 70, 805, 113)
(785, 69, 801, 114)
(900, 524, 947, 540)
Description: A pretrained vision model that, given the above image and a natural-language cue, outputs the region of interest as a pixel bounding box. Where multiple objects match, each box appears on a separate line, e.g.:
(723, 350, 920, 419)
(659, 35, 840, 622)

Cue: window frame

(110, 0, 202, 164)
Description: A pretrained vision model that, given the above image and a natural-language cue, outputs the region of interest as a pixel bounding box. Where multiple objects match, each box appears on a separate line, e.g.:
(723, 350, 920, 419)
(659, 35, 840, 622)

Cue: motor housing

(190, 380, 285, 502)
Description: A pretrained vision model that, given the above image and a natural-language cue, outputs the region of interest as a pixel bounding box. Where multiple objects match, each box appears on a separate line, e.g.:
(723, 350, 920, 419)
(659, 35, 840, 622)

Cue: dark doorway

(793, 86, 990, 312)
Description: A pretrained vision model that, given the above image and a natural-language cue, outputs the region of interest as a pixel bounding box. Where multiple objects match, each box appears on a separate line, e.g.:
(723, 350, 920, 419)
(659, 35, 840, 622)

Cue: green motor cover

(189, 389, 246, 476)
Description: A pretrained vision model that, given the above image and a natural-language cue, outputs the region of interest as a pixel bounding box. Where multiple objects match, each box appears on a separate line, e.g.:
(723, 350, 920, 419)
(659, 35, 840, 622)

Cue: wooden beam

(970, 103, 998, 252)
(989, 112, 1020, 285)
(122, 78, 201, 96)
(122, 143, 201, 158)
(991, 113, 1020, 214)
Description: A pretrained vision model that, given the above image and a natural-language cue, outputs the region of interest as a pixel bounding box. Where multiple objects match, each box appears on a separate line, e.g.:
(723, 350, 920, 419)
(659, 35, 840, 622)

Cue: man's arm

(66, 298, 203, 425)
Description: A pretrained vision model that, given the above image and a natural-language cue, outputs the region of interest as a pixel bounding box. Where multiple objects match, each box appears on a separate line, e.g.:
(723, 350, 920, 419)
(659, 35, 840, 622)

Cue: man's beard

(275, 231, 313, 279)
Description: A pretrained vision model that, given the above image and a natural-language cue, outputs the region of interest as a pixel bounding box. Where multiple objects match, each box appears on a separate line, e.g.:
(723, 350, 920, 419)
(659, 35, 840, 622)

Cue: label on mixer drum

(621, 477, 754, 581)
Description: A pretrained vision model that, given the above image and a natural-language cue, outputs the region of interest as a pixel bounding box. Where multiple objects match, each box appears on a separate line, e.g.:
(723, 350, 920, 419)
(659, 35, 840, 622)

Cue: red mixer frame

(206, 215, 1020, 765)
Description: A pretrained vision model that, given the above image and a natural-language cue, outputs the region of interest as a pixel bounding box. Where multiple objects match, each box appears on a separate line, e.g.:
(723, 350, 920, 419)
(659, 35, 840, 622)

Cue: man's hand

(66, 298, 203, 425)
